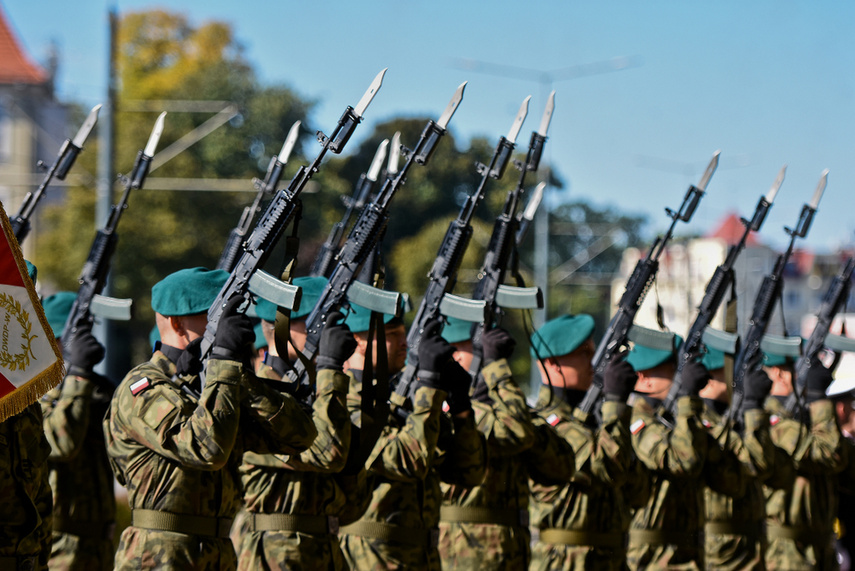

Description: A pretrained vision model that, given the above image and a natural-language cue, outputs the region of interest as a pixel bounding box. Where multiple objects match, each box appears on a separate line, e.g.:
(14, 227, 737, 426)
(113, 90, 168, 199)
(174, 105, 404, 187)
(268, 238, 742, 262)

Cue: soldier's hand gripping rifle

(658, 166, 786, 423)
(726, 170, 827, 424)
(785, 255, 855, 416)
(309, 138, 389, 278)
(217, 121, 301, 272)
(392, 93, 527, 405)
(467, 93, 555, 378)
(573, 151, 719, 424)
(61, 112, 166, 352)
(199, 70, 386, 383)
(284, 83, 467, 400)
(11, 104, 101, 243)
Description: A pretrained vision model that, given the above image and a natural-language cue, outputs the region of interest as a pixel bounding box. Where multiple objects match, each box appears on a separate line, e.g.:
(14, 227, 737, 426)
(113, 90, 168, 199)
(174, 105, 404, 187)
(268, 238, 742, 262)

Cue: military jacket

(104, 350, 316, 571)
(529, 385, 631, 571)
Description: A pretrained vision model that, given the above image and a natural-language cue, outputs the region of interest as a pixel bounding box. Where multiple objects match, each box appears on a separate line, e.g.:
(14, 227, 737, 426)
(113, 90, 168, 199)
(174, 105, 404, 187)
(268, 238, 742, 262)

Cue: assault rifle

(309, 138, 389, 278)
(573, 152, 719, 423)
(467, 92, 555, 378)
(785, 255, 855, 415)
(62, 112, 165, 350)
(199, 70, 386, 383)
(11, 104, 101, 243)
(217, 121, 301, 272)
(392, 94, 529, 404)
(726, 170, 827, 424)
(285, 83, 467, 400)
(658, 166, 786, 422)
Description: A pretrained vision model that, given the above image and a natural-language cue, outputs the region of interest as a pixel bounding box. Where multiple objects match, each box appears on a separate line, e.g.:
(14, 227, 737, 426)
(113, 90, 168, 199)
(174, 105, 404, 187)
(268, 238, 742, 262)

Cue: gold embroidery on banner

(0, 293, 36, 371)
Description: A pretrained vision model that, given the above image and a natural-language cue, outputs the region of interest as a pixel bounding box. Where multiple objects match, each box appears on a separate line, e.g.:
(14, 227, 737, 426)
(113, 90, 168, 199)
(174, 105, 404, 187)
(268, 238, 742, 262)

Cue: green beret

(344, 301, 402, 334)
(530, 314, 595, 359)
(24, 260, 36, 283)
(441, 316, 474, 344)
(43, 291, 76, 338)
(292, 276, 328, 320)
(762, 351, 791, 368)
(701, 346, 726, 372)
(149, 325, 160, 352)
(151, 267, 228, 316)
(628, 334, 684, 372)
(254, 297, 278, 322)
(254, 322, 268, 351)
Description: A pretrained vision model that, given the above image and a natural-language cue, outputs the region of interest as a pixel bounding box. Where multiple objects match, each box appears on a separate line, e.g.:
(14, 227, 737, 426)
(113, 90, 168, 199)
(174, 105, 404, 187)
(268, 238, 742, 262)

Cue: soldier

(697, 346, 775, 570)
(103, 267, 317, 570)
(0, 261, 53, 571)
(527, 314, 636, 571)
(625, 334, 709, 570)
(827, 375, 855, 570)
(40, 291, 116, 571)
(438, 317, 539, 570)
(237, 276, 359, 571)
(763, 349, 846, 570)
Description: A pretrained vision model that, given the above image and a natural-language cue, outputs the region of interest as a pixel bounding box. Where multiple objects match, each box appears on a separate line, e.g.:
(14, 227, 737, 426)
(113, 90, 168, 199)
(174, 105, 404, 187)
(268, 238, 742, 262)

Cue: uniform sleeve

(40, 377, 93, 461)
(480, 359, 536, 456)
(334, 469, 374, 525)
(239, 370, 318, 455)
(632, 396, 707, 477)
(590, 400, 633, 485)
(365, 385, 445, 481)
(437, 413, 487, 487)
(703, 426, 749, 498)
(742, 407, 776, 480)
(772, 400, 846, 474)
(524, 413, 576, 484)
(109, 358, 244, 470)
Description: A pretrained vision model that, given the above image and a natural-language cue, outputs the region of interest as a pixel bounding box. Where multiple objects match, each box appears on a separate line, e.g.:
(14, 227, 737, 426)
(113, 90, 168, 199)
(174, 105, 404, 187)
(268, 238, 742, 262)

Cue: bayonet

(506, 96, 530, 143)
(72, 104, 101, 148)
(278, 120, 301, 163)
(387, 132, 401, 176)
(143, 112, 167, 158)
(538, 90, 555, 136)
(437, 82, 467, 129)
(522, 181, 546, 223)
(809, 169, 828, 209)
(367, 139, 389, 182)
(766, 165, 786, 204)
(697, 150, 720, 192)
(354, 68, 387, 118)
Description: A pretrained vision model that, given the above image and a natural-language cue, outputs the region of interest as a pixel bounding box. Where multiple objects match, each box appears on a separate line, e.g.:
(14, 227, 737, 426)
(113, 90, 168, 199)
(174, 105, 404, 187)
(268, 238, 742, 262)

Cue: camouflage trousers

(704, 531, 765, 571)
(340, 533, 437, 571)
(765, 537, 838, 571)
(114, 527, 237, 571)
(438, 521, 529, 570)
(236, 530, 346, 571)
(48, 532, 114, 571)
(530, 542, 628, 571)
(626, 540, 701, 571)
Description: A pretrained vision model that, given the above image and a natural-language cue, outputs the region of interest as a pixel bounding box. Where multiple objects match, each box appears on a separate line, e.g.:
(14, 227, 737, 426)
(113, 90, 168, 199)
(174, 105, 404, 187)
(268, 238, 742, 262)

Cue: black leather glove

(678, 360, 711, 397)
(805, 356, 834, 403)
(481, 327, 516, 365)
(603, 350, 636, 403)
(444, 360, 474, 415)
(211, 295, 254, 361)
(316, 311, 357, 371)
(417, 319, 455, 390)
(743, 368, 773, 410)
(65, 325, 105, 378)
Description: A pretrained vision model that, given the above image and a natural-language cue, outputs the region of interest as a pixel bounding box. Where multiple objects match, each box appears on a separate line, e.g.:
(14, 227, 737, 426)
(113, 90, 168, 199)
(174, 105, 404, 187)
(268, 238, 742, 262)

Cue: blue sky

(4, 0, 855, 253)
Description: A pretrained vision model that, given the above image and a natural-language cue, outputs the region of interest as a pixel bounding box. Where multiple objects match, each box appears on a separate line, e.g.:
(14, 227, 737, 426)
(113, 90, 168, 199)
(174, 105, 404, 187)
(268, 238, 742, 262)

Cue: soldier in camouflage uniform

(103, 267, 317, 571)
(438, 317, 555, 570)
(340, 317, 486, 571)
(762, 351, 846, 570)
(527, 314, 636, 571)
(0, 262, 54, 571)
(626, 335, 709, 570)
(236, 277, 360, 571)
(697, 347, 775, 570)
(827, 376, 855, 569)
(39, 292, 116, 571)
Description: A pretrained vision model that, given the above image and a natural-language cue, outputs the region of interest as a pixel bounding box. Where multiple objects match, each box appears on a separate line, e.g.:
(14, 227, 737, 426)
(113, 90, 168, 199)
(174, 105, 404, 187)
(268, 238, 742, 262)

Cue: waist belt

(340, 520, 439, 549)
(766, 523, 833, 545)
(132, 509, 233, 539)
(705, 521, 764, 538)
(53, 516, 116, 541)
(540, 528, 624, 548)
(629, 529, 700, 547)
(440, 506, 529, 528)
(246, 513, 339, 536)
(0, 556, 38, 571)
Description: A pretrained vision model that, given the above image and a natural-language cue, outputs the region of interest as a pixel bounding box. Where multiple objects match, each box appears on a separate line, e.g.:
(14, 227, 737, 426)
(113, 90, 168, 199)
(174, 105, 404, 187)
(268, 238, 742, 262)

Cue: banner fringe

(0, 360, 64, 422)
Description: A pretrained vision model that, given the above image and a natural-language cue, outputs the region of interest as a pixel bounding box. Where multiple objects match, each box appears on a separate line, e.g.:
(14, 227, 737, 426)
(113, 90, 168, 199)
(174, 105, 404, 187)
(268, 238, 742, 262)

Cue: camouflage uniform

(701, 401, 774, 570)
(41, 375, 115, 571)
(763, 396, 846, 570)
(627, 394, 708, 570)
(236, 367, 351, 571)
(438, 359, 537, 570)
(0, 403, 53, 571)
(529, 385, 632, 571)
(103, 349, 317, 571)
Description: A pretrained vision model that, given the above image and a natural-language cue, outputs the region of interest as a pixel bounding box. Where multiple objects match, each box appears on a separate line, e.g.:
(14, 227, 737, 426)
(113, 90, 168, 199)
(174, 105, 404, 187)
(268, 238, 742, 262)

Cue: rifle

(284, 83, 467, 400)
(467, 93, 554, 378)
(392, 93, 528, 404)
(785, 255, 855, 415)
(573, 151, 719, 423)
(61, 112, 165, 349)
(217, 121, 301, 272)
(658, 166, 786, 422)
(11, 104, 101, 243)
(199, 70, 387, 383)
(309, 138, 389, 278)
(726, 170, 827, 424)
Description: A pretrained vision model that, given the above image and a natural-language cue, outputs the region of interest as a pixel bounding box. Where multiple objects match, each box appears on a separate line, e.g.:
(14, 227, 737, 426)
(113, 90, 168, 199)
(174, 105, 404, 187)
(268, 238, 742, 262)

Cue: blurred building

(0, 4, 68, 258)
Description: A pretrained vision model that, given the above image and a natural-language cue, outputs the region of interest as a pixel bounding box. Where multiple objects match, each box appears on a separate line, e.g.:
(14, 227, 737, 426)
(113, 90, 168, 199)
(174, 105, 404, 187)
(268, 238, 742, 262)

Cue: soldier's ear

(169, 315, 187, 336)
